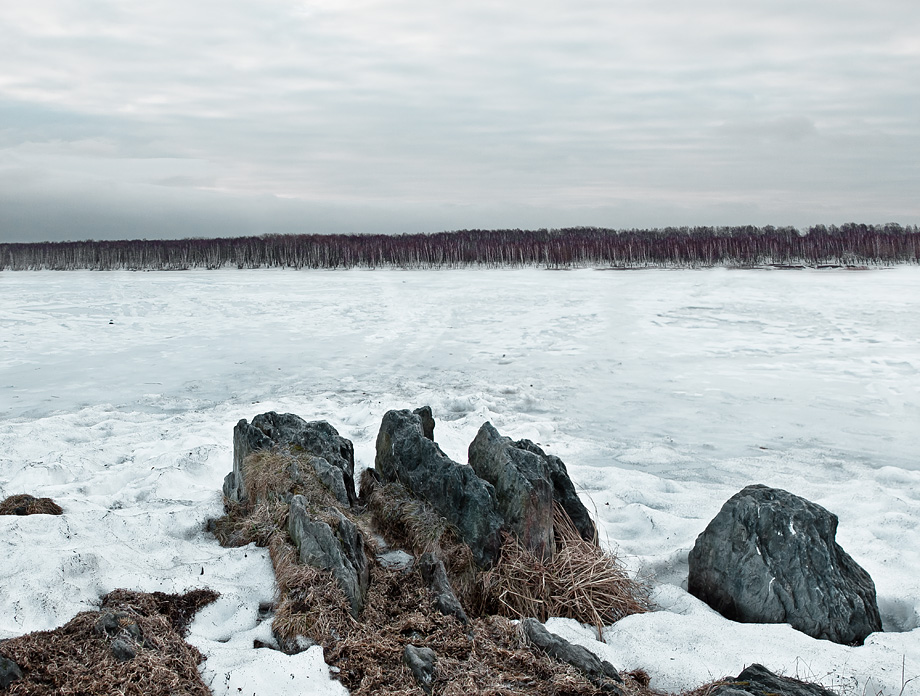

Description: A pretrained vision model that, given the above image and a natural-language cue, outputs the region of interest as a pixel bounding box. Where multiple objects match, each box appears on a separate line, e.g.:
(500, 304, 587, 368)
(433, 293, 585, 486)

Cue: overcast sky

(1, 0, 918, 242)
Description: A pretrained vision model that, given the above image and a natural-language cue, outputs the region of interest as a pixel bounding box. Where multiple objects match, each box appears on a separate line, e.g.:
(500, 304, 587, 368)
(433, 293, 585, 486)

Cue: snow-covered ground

(1, 267, 918, 695)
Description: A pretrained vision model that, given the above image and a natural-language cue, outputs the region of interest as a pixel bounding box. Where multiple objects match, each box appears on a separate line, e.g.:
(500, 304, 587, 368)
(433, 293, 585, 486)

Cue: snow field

(1, 267, 918, 694)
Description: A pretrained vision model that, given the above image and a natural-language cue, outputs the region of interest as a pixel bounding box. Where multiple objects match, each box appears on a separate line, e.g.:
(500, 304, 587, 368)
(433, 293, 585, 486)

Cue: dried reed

(479, 505, 652, 639)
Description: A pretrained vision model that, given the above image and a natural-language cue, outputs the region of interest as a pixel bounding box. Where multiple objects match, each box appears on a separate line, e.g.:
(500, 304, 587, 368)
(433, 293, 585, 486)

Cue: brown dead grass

(0, 589, 218, 696)
(363, 473, 479, 605)
(479, 506, 652, 638)
(210, 459, 677, 696)
(319, 564, 639, 696)
(0, 494, 63, 516)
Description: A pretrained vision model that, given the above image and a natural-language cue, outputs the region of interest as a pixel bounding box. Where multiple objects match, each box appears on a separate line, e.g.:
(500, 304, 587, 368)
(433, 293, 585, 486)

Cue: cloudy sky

(1, 0, 918, 242)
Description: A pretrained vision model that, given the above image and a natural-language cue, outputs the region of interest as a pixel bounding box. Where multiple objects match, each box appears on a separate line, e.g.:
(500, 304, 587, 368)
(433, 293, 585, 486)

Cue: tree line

(1, 224, 918, 271)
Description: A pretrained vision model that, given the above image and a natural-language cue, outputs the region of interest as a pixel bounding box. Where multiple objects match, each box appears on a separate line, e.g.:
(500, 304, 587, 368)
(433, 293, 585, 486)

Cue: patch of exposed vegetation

(211, 449, 658, 695)
(479, 507, 652, 638)
(0, 589, 218, 696)
(0, 495, 63, 516)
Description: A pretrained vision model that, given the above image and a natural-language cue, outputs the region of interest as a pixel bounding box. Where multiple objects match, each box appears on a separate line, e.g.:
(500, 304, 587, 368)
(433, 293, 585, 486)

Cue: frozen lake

(1, 267, 918, 694)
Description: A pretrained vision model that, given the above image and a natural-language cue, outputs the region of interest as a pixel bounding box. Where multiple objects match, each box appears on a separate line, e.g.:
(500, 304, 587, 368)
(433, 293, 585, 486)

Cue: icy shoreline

(1, 268, 918, 694)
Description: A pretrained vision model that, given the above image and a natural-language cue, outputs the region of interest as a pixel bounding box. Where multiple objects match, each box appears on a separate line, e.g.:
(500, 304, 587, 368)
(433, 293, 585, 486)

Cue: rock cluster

(375, 410, 596, 569)
(689, 484, 882, 645)
(215, 406, 884, 693)
(375, 409, 505, 568)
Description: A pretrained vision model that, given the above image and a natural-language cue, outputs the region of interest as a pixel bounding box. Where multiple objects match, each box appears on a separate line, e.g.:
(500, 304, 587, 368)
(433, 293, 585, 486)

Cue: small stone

(377, 549, 415, 571)
(110, 637, 136, 662)
(418, 552, 468, 624)
(403, 644, 437, 694)
(0, 655, 23, 689)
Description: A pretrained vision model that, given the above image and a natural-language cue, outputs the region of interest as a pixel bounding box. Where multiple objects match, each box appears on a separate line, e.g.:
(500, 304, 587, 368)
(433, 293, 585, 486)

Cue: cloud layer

(1, 0, 918, 241)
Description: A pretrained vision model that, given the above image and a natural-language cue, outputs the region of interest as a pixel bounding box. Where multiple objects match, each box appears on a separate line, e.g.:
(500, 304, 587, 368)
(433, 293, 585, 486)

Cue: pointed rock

(375, 408, 503, 568)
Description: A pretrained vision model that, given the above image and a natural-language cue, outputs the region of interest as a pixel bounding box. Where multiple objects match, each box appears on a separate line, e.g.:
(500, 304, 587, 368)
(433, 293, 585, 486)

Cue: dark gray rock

(110, 637, 136, 662)
(375, 409, 503, 568)
(418, 552, 468, 624)
(94, 611, 142, 642)
(287, 495, 369, 616)
(512, 438, 597, 543)
(413, 406, 436, 441)
(521, 618, 623, 692)
(291, 456, 350, 507)
(711, 663, 838, 696)
(226, 413, 357, 506)
(403, 644, 437, 695)
(0, 655, 22, 689)
(469, 423, 555, 559)
(688, 484, 882, 645)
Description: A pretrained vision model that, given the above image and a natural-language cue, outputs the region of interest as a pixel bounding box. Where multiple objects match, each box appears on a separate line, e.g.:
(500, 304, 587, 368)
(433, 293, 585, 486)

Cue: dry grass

(0, 494, 63, 516)
(209, 460, 662, 695)
(321, 565, 645, 696)
(363, 473, 478, 605)
(478, 506, 652, 639)
(0, 590, 218, 696)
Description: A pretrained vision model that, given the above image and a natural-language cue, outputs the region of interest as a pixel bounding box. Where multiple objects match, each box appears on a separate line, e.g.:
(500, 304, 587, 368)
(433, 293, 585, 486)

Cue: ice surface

(1, 267, 918, 694)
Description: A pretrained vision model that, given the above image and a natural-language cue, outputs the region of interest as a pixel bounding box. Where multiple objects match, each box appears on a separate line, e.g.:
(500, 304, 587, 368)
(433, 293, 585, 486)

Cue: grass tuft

(0, 494, 63, 516)
(478, 505, 652, 638)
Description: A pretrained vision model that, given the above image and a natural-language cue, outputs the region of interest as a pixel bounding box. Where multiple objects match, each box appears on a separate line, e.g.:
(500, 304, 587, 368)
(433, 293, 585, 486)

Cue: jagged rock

(711, 663, 838, 696)
(110, 638, 136, 662)
(225, 412, 357, 506)
(511, 438, 596, 543)
(375, 409, 503, 568)
(403, 644, 437, 694)
(521, 618, 623, 692)
(413, 406, 436, 441)
(418, 552, 468, 624)
(0, 655, 23, 689)
(291, 456, 350, 507)
(469, 423, 555, 559)
(688, 484, 882, 645)
(287, 495, 369, 616)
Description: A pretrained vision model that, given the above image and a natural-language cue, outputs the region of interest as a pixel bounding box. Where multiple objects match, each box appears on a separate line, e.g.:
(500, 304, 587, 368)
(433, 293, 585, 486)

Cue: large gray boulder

(224, 412, 357, 506)
(688, 484, 882, 645)
(287, 496, 369, 616)
(521, 618, 623, 693)
(468, 423, 555, 559)
(711, 663, 838, 696)
(375, 409, 504, 568)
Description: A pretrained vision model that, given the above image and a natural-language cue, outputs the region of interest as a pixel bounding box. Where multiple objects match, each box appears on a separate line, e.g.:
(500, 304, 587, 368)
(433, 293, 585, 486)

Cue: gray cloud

(1, 0, 918, 242)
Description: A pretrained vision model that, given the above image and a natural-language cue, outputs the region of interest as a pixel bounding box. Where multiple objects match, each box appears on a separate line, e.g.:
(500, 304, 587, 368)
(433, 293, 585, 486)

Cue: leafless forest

(2, 224, 918, 271)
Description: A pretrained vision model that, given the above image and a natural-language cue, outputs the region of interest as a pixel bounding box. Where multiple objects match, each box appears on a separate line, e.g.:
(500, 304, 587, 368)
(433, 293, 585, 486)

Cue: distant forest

(2, 224, 918, 271)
